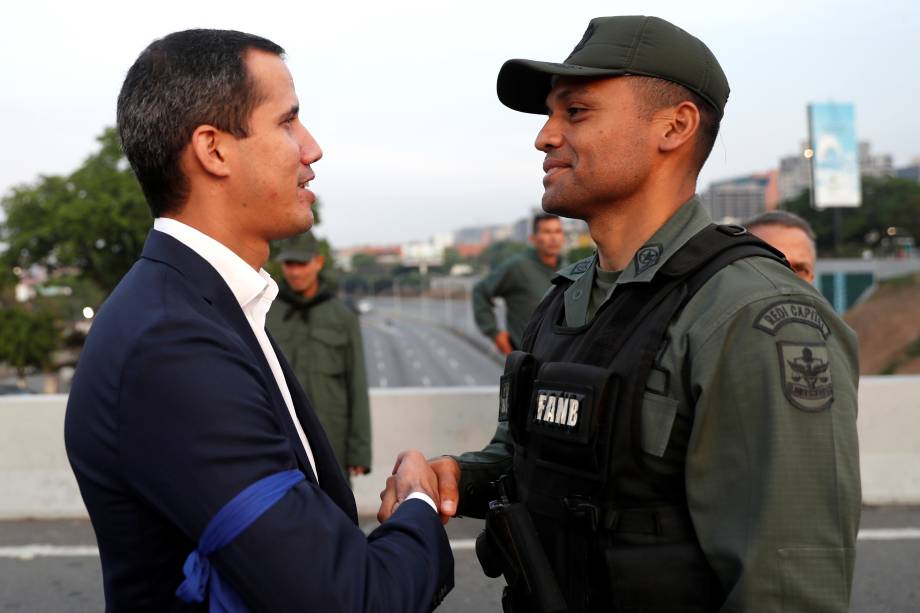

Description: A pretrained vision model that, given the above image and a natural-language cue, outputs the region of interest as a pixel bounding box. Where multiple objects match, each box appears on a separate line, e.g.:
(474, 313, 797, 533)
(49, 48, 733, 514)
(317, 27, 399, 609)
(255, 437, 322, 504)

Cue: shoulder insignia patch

(776, 341, 834, 412)
(634, 244, 663, 275)
(755, 300, 831, 339)
(571, 259, 592, 275)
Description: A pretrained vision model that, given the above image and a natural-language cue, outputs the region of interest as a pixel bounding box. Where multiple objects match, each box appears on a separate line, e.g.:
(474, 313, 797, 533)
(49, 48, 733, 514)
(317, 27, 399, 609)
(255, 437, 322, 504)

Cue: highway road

(360, 296, 503, 388)
(1, 507, 918, 611)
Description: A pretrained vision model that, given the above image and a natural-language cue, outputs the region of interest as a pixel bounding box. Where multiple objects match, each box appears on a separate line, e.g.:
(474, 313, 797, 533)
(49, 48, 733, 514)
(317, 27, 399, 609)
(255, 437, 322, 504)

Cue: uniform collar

(559, 195, 712, 327)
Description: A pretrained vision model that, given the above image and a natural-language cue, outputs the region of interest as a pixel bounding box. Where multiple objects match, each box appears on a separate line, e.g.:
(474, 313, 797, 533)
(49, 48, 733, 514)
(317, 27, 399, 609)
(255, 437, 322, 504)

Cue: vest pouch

(525, 362, 616, 482)
(604, 538, 721, 612)
(499, 351, 538, 446)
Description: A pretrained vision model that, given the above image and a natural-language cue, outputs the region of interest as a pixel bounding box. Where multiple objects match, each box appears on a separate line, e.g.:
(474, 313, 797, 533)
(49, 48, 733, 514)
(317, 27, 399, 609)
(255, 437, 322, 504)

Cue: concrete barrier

(0, 377, 917, 519)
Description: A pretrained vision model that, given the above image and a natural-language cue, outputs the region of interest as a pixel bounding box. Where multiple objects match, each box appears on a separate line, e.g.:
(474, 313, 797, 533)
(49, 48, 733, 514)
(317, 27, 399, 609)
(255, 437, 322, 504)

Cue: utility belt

(479, 351, 717, 613)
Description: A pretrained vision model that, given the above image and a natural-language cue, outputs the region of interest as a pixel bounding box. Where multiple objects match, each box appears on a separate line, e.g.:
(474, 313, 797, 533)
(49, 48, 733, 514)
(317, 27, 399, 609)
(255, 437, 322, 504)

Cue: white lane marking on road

(6, 528, 920, 559)
(859, 528, 920, 540)
(379, 377, 388, 387)
(0, 545, 100, 559)
(422, 376, 431, 386)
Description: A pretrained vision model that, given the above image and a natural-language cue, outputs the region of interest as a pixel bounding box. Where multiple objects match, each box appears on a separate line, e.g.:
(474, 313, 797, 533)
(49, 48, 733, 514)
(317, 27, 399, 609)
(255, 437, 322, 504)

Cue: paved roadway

(1, 508, 918, 611)
(360, 297, 503, 388)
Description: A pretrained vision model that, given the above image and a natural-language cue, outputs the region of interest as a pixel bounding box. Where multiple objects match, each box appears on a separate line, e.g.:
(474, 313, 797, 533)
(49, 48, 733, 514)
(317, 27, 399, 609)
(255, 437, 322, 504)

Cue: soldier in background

(268, 232, 372, 482)
(472, 214, 565, 354)
(745, 210, 817, 283)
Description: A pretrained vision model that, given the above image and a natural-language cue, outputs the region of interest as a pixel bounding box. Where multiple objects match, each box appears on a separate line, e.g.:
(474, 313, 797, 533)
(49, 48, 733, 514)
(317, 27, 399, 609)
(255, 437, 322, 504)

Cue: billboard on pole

(808, 103, 861, 208)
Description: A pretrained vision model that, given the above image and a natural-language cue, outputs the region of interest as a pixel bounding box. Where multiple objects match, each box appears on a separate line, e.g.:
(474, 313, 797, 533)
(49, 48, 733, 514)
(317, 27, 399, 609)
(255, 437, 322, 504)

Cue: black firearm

(475, 475, 568, 613)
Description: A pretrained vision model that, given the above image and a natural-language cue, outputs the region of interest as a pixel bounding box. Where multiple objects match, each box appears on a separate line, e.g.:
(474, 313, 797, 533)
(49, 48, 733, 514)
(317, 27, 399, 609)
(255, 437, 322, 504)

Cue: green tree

(0, 307, 60, 387)
(477, 240, 528, 271)
(1, 127, 151, 295)
(783, 176, 920, 257)
(567, 246, 596, 262)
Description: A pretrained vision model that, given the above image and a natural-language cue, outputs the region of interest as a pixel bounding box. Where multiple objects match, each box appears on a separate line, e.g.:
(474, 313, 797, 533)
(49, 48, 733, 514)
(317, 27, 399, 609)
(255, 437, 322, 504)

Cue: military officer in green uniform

(473, 213, 565, 354)
(268, 232, 372, 481)
(378, 15, 860, 613)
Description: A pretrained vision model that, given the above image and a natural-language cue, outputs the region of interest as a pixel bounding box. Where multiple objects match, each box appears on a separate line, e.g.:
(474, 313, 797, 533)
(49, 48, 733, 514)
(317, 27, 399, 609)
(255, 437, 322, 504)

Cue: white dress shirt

(152, 219, 436, 513)
(153, 218, 319, 482)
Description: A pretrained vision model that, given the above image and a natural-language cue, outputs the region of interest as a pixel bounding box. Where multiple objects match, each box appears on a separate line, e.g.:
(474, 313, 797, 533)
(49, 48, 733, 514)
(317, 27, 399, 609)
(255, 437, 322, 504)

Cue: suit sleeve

(472, 263, 511, 339)
(684, 295, 860, 613)
(345, 311, 372, 470)
(119, 316, 452, 613)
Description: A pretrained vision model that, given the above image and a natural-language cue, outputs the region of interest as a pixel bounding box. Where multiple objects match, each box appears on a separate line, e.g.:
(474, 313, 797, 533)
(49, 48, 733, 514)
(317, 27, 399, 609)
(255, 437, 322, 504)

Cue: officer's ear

(657, 101, 700, 155)
(313, 254, 326, 269)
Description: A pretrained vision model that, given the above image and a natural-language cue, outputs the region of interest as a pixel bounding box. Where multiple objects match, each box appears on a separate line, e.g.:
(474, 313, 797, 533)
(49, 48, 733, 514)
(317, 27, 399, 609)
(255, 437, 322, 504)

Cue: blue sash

(176, 469, 306, 612)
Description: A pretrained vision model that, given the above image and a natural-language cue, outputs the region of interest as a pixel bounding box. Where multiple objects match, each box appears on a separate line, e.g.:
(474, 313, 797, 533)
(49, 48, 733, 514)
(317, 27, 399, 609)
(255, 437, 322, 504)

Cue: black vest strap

(520, 224, 789, 504)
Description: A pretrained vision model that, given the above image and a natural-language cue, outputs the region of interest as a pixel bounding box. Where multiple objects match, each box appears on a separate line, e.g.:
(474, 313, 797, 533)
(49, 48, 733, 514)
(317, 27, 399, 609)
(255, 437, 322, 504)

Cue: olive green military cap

(276, 231, 319, 263)
(497, 15, 730, 118)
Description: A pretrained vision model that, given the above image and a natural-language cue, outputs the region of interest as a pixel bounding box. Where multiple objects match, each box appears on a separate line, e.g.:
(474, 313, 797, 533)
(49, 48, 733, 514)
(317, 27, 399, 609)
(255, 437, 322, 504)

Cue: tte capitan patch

(754, 300, 831, 339)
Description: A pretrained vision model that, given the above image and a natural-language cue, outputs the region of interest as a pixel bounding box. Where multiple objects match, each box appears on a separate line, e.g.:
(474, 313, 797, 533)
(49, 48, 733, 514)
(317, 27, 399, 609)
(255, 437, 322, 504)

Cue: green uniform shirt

(472, 248, 560, 349)
(267, 280, 372, 476)
(457, 196, 861, 612)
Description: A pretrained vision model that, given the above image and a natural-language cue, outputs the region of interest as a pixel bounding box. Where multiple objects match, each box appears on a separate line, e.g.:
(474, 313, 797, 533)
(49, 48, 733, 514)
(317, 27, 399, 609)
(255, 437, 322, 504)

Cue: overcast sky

(2, 0, 917, 247)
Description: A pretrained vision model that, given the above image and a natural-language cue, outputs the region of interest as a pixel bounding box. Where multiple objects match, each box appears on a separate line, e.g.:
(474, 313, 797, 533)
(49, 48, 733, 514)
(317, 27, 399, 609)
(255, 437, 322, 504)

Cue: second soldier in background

(268, 232, 372, 481)
(473, 213, 565, 354)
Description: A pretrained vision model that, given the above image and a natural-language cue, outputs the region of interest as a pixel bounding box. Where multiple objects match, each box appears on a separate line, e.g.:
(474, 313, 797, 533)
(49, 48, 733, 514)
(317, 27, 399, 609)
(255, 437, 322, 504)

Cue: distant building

(778, 142, 812, 204)
(896, 159, 920, 184)
(453, 224, 511, 247)
(401, 233, 454, 268)
(859, 142, 895, 178)
(335, 245, 401, 272)
(703, 172, 777, 223)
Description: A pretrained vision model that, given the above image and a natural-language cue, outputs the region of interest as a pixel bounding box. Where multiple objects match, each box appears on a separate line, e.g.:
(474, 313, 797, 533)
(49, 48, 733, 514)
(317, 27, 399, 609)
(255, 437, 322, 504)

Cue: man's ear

(658, 101, 700, 154)
(189, 125, 232, 178)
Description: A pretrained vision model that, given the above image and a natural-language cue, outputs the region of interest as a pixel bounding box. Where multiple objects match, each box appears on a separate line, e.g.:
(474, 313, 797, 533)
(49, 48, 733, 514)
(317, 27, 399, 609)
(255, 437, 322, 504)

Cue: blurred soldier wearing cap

(379, 15, 859, 613)
(473, 213, 566, 355)
(745, 210, 818, 283)
(268, 232, 372, 482)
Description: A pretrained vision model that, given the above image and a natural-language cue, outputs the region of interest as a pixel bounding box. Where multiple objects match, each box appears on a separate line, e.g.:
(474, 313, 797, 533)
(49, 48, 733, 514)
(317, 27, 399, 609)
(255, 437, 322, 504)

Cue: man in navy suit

(65, 29, 453, 612)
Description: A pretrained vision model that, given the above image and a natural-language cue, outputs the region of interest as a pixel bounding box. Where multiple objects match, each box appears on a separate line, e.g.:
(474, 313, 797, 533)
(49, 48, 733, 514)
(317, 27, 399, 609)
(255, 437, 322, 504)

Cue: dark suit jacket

(65, 230, 453, 612)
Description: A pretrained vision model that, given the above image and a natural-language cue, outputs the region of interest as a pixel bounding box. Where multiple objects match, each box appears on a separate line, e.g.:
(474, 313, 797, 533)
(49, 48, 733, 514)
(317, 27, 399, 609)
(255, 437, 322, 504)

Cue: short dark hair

(744, 210, 817, 243)
(116, 29, 285, 217)
(629, 76, 720, 174)
(532, 213, 560, 234)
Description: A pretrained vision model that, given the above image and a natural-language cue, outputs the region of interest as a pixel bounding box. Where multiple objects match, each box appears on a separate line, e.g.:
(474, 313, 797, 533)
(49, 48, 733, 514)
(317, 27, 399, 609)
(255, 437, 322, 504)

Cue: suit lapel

(141, 230, 318, 484)
(270, 333, 358, 523)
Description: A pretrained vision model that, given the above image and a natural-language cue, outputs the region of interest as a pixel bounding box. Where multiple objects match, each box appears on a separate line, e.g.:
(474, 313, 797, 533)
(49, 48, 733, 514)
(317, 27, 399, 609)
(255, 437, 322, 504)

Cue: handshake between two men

(378, 453, 462, 524)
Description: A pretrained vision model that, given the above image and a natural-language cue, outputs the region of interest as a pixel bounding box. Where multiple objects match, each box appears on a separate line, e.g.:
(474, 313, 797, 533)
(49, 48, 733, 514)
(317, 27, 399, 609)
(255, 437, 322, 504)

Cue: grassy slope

(844, 274, 920, 374)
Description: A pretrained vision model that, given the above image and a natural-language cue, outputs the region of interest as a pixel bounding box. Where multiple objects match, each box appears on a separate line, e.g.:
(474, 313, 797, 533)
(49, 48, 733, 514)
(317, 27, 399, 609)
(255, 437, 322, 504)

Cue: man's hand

(377, 450, 440, 523)
(429, 456, 460, 524)
(348, 466, 369, 476)
(378, 455, 461, 525)
(494, 331, 514, 355)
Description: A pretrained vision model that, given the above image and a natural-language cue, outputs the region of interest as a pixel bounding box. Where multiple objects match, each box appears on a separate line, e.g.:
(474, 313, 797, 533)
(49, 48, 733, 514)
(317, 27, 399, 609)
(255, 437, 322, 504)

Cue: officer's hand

(348, 465, 369, 476)
(377, 450, 440, 523)
(429, 456, 461, 525)
(494, 331, 513, 355)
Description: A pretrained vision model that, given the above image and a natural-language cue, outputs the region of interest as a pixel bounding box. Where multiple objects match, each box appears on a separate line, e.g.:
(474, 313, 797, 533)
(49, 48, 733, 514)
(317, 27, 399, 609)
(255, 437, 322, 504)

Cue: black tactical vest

(501, 224, 788, 613)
